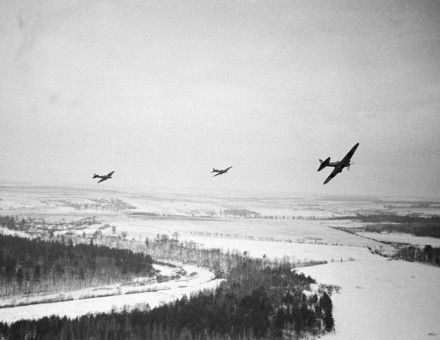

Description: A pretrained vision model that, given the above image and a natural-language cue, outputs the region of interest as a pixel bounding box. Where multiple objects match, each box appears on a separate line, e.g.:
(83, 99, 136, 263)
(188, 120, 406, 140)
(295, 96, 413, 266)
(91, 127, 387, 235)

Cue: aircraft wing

(340, 143, 359, 166)
(107, 171, 115, 177)
(98, 177, 108, 183)
(213, 172, 223, 177)
(224, 166, 232, 172)
(324, 167, 341, 184)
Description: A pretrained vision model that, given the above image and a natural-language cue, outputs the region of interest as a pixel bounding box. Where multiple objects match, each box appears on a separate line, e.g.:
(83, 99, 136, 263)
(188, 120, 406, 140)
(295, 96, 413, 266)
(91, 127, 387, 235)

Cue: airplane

(318, 143, 359, 184)
(211, 166, 233, 177)
(92, 171, 115, 183)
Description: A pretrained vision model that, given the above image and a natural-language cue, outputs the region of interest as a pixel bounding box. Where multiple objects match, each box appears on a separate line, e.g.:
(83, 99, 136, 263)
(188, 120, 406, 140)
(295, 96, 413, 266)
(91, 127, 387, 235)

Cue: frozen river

(0, 264, 222, 324)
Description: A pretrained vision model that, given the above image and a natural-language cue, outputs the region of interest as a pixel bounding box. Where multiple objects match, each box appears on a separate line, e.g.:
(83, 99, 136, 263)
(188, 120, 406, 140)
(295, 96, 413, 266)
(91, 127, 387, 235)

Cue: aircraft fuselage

(327, 161, 351, 169)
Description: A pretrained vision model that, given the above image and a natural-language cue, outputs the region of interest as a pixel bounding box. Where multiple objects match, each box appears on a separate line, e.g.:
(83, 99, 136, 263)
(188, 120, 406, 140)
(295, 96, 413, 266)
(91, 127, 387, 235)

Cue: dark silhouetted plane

(212, 166, 232, 177)
(93, 171, 115, 183)
(318, 143, 359, 184)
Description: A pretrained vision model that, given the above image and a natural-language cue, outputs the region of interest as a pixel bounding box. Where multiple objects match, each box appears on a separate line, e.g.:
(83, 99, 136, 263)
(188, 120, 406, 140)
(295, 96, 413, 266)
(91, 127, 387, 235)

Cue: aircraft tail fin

(93, 174, 99, 179)
(318, 157, 330, 172)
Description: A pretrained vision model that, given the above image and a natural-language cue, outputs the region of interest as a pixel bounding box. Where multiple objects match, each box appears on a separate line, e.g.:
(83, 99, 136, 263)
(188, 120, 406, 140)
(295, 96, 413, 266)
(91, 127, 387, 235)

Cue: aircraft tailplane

(93, 174, 99, 178)
(318, 157, 330, 172)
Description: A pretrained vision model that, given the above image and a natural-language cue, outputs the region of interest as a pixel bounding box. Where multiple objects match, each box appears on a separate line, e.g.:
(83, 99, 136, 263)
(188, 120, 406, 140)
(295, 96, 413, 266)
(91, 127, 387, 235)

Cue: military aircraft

(92, 171, 115, 183)
(318, 143, 359, 184)
(211, 166, 233, 177)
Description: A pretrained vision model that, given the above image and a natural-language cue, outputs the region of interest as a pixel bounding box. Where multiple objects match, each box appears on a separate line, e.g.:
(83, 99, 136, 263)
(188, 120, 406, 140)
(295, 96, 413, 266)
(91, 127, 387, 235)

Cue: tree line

(0, 233, 154, 296)
(360, 223, 440, 239)
(394, 245, 440, 266)
(330, 213, 440, 238)
(143, 234, 327, 279)
(332, 220, 440, 239)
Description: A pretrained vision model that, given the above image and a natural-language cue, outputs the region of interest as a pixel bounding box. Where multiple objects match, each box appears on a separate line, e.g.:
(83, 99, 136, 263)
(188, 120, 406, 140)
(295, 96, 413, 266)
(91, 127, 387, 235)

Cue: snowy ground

(0, 263, 222, 324)
(105, 216, 389, 248)
(2, 186, 439, 220)
(0, 226, 30, 238)
(185, 235, 384, 263)
(298, 259, 440, 339)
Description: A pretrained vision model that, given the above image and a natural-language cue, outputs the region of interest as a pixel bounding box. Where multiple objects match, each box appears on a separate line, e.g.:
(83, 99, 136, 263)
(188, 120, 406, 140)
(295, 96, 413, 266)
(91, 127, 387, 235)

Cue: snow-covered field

(2, 186, 439, 220)
(299, 259, 440, 339)
(105, 216, 388, 248)
(185, 235, 385, 263)
(0, 263, 222, 324)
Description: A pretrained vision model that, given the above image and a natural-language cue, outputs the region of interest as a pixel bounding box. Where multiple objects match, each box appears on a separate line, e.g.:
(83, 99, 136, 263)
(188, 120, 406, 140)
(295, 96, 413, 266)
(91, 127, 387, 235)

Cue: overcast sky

(0, 0, 439, 198)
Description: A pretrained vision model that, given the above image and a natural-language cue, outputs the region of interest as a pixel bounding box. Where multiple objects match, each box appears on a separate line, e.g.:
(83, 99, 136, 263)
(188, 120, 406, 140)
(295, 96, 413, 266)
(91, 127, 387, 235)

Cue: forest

(358, 223, 440, 238)
(331, 213, 440, 239)
(331, 213, 440, 238)
(0, 233, 154, 296)
(0, 257, 333, 339)
(330, 213, 440, 224)
(394, 245, 440, 265)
